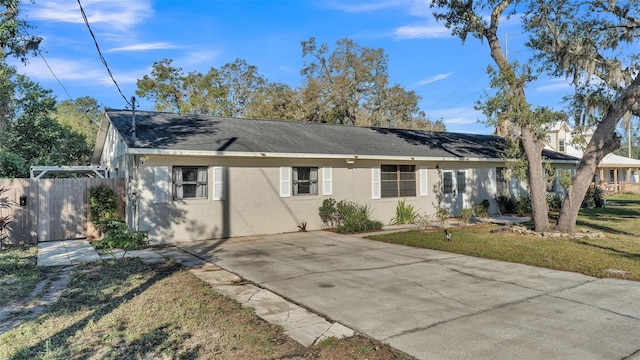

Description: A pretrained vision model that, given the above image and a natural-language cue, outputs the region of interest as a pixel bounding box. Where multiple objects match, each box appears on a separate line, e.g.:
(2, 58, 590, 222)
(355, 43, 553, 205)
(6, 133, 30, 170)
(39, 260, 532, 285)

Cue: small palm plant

(390, 199, 419, 225)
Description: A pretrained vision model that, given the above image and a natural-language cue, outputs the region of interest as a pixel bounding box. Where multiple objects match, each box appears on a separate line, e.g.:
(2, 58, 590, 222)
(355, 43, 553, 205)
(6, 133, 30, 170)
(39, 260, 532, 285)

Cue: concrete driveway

(179, 231, 640, 360)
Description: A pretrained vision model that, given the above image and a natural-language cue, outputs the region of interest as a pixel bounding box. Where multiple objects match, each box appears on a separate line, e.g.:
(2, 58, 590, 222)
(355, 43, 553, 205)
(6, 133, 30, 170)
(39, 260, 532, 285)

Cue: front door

(442, 170, 469, 216)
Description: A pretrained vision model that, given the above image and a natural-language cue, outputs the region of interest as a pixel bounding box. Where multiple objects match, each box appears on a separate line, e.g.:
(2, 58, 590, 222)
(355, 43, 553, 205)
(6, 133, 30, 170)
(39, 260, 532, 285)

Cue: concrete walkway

(37, 240, 101, 266)
(37, 239, 354, 346)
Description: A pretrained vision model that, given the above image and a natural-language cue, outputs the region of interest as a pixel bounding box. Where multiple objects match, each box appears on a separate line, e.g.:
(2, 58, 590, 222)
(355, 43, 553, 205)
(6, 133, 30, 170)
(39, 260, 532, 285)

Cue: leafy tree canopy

(0, 75, 92, 177)
(52, 96, 103, 149)
(136, 38, 446, 131)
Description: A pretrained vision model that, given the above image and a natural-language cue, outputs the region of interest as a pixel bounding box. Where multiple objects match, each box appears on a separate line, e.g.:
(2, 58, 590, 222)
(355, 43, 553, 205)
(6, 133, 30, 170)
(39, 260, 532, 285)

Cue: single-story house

(92, 109, 579, 243)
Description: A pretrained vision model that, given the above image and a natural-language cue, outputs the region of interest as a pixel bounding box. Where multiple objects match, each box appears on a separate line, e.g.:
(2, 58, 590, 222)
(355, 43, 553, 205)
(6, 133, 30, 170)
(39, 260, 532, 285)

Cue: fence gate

(0, 178, 125, 244)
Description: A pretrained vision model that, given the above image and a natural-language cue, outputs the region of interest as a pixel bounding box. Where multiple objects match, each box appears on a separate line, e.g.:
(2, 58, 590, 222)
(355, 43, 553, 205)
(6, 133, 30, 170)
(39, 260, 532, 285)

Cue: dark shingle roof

(105, 109, 579, 161)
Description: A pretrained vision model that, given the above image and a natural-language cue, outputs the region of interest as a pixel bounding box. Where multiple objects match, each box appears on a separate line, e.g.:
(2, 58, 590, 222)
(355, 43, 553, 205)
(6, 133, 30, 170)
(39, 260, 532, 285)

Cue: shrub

(318, 198, 383, 233)
(93, 219, 149, 254)
(318, 198, 338, 228)
(459, 208, 473, 226)
(582, 185, 605, 208)
(546, 193, 564, 210)
(89, 185, 119, 233)
(89, 184, 148, 253)
(516, 194, 532, 216)
(0, 186, 12, 249)
(389, 199, 419, 225)
(474, 204, 489, 219)
(480, 199, 491, 210)
(593, 186, 605, 207)
(335, 201, 383, 234)
(416, 212, 435, 231)
(495, 194, 518, 214)
(435, 208, 450, 228)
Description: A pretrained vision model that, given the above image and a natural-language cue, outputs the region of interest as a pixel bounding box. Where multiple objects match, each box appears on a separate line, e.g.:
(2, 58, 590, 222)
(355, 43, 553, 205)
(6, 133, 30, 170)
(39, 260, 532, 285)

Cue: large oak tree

(432, 0, 553, 231)
(524, 0, 640, 232)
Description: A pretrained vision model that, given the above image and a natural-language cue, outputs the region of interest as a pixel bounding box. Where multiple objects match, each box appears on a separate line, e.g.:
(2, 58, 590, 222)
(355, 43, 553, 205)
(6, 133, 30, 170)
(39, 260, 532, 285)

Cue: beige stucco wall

(130, 155, 519, 243)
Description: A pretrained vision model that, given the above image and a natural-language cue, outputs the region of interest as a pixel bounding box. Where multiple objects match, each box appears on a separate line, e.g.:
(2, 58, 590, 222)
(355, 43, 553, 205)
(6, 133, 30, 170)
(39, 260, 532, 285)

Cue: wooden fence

(0, 178, 125, 244)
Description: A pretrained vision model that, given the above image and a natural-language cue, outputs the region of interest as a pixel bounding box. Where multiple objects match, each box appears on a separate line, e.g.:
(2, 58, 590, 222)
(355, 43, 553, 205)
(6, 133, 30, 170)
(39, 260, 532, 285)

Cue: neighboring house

(92, 109, 578, 242)
(546, 122, 640, 192)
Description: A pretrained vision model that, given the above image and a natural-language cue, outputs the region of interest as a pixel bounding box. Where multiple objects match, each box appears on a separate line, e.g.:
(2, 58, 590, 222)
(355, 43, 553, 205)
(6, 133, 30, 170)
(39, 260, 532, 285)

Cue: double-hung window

(173, 166, 208, 199)
(381, 165, 416, 198)
(293, 167, 318, 195)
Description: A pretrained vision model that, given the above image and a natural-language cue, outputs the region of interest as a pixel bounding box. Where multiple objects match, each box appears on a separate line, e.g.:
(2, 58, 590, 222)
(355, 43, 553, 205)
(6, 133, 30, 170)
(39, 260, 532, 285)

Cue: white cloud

(536, 79, 572, 92)
(394, 24, 451, 39)
(177, 49, 221, 67)
(408, 0, 432, 17)
(322, 0, 409, 13)
(16, 56, 145, 87)
(415, 72, 453, 87)
(17, 57, 104, 82)
(107, 42, 178, 52)
(426, 106, 486, 132)
(26, 0, 153, 30)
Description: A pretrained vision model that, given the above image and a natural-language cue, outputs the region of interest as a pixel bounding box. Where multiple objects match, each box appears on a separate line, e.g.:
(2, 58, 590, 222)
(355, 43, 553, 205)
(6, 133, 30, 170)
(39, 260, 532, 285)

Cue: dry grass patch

(0, 246, 44, 305)
(0, 257, 413, 360)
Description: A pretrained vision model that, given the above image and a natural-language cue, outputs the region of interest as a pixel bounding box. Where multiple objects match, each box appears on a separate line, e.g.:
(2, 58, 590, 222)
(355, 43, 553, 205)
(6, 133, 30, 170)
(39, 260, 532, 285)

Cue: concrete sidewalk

(37, 240, 101, 266)
(37, 239, 353, 347)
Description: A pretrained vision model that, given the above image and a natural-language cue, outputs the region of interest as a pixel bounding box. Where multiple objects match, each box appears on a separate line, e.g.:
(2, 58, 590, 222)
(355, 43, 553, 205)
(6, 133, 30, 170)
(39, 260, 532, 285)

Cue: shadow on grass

(7, 258, 200, 360)
(574, 219, 637, 236)
(101, 324, 201, 359)
(575, 240, 640, 260)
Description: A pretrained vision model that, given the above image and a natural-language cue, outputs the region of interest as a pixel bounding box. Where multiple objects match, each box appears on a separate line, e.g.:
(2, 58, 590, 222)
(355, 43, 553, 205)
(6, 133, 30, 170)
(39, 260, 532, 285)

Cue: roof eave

(127, 148, 508, 163)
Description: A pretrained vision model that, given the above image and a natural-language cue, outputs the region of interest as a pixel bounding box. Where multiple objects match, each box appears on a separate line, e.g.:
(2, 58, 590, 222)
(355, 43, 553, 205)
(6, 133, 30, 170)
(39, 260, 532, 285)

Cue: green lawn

(368, 193, 640, 281)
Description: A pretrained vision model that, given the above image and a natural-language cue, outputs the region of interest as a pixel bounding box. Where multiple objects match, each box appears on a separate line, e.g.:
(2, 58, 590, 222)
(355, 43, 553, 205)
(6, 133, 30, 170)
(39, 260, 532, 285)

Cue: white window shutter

(153, 166, 169, 203)
(280, 167, 291, 197)
(322, 167, 332, 195)
(213, 166, 224, 200)
(488, 167, 496, 194)
(419, 166, 428, 196)
(372, 167, 381, 199)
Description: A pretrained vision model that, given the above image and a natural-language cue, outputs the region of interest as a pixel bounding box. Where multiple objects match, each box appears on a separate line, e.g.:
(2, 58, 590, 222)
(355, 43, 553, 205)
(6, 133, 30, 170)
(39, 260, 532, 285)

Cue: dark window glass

(381, 165, 416, 198)
(293, 167, 318, 195)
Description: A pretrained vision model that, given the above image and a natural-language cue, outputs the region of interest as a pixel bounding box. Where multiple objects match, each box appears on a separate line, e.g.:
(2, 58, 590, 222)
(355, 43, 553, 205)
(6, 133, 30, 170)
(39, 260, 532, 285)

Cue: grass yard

(0, 252, 412, 360)
(0, 246, 44, 305)
(368, 193, 640, 281)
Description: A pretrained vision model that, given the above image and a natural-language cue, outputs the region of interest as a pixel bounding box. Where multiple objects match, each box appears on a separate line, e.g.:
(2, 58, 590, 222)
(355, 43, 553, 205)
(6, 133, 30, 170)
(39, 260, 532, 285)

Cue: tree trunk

(521, 125, 550, 231)
(556, 76, 640, 232)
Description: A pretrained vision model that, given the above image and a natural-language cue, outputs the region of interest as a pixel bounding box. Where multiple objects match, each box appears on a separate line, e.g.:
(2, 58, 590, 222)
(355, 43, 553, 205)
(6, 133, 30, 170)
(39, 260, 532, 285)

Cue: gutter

(126, 148, 506, 163)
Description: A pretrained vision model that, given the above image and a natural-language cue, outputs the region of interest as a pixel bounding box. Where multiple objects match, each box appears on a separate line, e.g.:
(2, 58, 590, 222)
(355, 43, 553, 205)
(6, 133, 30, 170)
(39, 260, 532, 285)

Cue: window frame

(173, 166, 208, 200)
(559, 139, 566, 152)
(292, 166, 319, 196)
(380, 164, 416, 198)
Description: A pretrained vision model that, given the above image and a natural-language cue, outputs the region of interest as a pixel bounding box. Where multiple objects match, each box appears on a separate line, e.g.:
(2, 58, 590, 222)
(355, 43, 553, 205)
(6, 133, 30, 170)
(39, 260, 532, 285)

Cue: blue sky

(14, 0, 573, 134)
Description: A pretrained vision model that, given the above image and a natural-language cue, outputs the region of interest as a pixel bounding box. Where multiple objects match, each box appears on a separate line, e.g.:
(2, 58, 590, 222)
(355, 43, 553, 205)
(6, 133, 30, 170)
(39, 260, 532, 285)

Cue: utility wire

(77, 0, 131, 109)
(36, 48, 102, 125)
(434, 72, 487, 105)
(36, 49, 74, 102)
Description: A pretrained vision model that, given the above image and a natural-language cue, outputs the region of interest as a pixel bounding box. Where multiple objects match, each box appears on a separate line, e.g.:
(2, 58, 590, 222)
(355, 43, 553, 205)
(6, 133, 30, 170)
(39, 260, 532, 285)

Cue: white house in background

(546, 122, 640, 191)
(92, 109, 579, 243)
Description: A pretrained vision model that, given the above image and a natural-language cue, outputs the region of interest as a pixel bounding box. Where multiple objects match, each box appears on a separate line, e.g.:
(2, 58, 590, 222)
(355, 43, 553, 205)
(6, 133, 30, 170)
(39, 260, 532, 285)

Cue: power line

(77, 0, 131, 109)
(36, 49, 74, 102)
(434, 72, 487, 105)
(36, 48, 102, 125)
